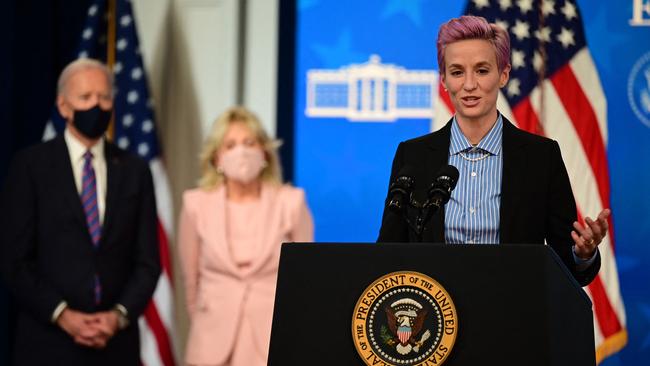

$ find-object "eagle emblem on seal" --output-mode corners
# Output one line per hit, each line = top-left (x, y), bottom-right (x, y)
(382, 298), (431, 355)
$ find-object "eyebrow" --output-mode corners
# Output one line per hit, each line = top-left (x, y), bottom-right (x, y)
(447, 61), (493, 69)
(475, 61), (492, 68)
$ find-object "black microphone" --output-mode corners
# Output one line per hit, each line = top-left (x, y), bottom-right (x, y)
(387, 166), (415, 212)
(426, 165), (460, 209)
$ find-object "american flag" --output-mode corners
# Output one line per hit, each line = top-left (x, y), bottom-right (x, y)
(433, 0), (626, 362)
(43, 0), (177, 365)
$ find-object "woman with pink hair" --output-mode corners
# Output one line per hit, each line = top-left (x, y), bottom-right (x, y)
(378, 15), (609, 287)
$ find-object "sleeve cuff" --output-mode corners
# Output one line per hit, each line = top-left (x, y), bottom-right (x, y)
(572, 246), (598, 271)
(51, 301), (68, 323)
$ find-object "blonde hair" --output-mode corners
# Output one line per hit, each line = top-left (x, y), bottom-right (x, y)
(198, 106), (283, 189)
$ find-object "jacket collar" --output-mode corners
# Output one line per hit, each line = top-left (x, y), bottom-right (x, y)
(53, 136), (124, 248)
(422, 113), (528, 243)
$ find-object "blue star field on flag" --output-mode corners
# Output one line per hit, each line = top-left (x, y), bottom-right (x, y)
(50, 0), (161, 163)
(465, 0), (587, 106)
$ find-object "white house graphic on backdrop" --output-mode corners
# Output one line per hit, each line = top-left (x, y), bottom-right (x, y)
(306, 55), (439, 122)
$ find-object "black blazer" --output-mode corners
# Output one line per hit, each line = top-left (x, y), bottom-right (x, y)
(0, 136), (161, 366)
(378, 116), (600, 286)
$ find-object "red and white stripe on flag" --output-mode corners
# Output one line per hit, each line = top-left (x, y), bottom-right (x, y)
(433, 46), (627, 363)
(140, 159), (177, 366)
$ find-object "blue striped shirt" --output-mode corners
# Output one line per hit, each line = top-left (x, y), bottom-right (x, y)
(445, 115), (503, 244)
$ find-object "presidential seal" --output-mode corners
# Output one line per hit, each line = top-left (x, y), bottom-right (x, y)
(352, 271), (458, 366)
(628, 51), (650, 128)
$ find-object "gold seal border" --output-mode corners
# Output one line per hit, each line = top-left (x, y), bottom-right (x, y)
(351, 271), (458, 366)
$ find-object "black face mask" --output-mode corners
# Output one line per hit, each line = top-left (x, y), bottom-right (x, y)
(72, 105), (112, 139)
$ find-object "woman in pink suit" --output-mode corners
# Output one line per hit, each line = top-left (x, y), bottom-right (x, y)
(178, 106), (314, 366)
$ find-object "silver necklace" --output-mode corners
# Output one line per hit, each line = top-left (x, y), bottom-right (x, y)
(458, 149), (490, 162)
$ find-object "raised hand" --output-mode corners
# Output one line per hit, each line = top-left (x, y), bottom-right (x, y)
(571, 208), (611, 259)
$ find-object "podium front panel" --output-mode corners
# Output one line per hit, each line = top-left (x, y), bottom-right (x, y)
(268, 243), (594, 366)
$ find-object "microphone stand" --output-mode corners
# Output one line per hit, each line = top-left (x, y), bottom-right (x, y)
(398, 196), (443, 243)
(389, 165), (458, 242)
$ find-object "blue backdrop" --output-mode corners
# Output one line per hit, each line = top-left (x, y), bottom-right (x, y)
(292, 0), (650, 364)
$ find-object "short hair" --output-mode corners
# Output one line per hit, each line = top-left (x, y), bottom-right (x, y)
(57, 58), (114, 96)
(198, 106), (283, 189)
(436, 15), (510, 76)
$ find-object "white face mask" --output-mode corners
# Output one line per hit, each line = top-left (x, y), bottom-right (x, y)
(217, 145), (266, 184)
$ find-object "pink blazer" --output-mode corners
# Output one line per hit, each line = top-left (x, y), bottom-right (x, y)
(178, 183), (313, 365)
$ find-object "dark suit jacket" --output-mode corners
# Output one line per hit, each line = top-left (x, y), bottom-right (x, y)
(0, 136), (161, 366)
(377, 116), (600, 286)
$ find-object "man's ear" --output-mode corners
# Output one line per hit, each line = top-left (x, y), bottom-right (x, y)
(56, 95), (72, 120)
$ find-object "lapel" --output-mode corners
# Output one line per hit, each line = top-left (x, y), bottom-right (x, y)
(422, 120), (453, 243)
(499, 118), (527, 244)
(102, 142), (122, 246)
(53, 137), (88, 230)
(205, 184), (283, 278)
(244, 184), (281, 276)
(422, 116), (527, 244)
(206, 186), (244, 276)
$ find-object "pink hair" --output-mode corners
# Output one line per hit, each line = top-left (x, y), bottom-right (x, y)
(436, 15), (510, 75)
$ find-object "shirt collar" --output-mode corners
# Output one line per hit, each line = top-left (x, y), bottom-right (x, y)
(64, 128), (105, 162)
(449, 113), (503, 156)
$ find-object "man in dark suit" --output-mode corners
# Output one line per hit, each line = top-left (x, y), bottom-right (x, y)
(0, 58), (160, 365)
(378, 15), (609, 287)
